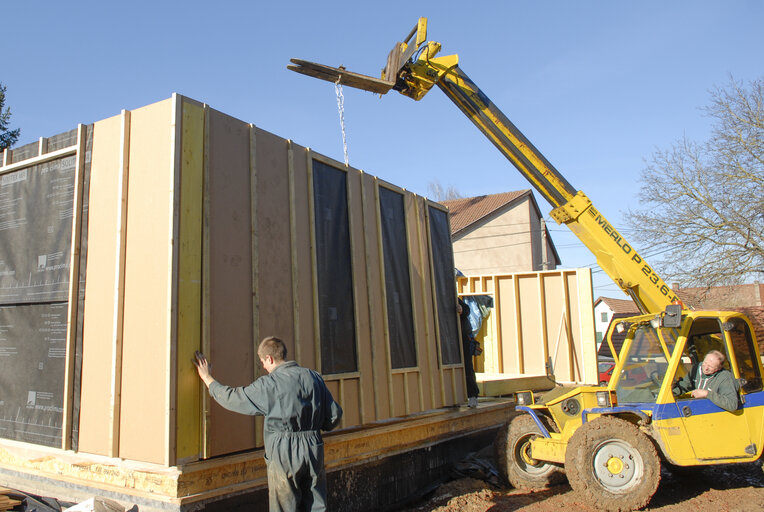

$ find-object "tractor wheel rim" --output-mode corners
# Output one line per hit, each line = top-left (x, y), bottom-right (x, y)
(513, 434), (551, 475)
(591, 439), (642, 491)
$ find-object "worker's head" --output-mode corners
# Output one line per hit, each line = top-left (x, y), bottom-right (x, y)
(258, 336), (287, 373)
(702, 350), (725, 375)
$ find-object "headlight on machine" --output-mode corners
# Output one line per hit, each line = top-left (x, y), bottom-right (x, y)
(516, 391), (534, 405)
(596, 390), (612, 407)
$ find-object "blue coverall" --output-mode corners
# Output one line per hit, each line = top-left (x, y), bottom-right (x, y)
(209, 360), (343, 512)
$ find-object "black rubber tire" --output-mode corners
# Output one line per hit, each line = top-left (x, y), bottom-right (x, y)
(495, 414), (564, 490)
(564, 416), (660, 511)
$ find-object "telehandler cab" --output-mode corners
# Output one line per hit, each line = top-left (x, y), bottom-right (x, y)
(289, 17), (764, 511)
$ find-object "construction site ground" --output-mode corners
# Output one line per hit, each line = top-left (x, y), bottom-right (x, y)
(402, 460), (764, 511)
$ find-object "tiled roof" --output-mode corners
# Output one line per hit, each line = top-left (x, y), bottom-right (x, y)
(595, 296), (640, 315)
(441, 190), (528, 236)
(730, 306), (764, 355)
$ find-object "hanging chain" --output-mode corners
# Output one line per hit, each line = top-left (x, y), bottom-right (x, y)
(334, 76), (349, 166)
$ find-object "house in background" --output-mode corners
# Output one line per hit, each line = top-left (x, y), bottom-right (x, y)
(594, 296), (640, 348)
(441, 190), (561, 275)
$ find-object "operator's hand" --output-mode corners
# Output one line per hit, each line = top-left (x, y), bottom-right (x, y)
(194, 351), (215, 388)
(691, 389), (709, 399)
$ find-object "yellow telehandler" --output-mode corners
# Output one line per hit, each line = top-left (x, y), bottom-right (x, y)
(289, 18), (763, 511)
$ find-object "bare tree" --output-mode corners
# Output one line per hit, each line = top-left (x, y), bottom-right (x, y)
(626, 76), (764, 287)
(427, 179), (464, 201)
(0, 82), (20, 151)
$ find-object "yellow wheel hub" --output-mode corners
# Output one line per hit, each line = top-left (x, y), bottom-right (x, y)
(521, 443), (537, 465)
(607, 456), (624, 474)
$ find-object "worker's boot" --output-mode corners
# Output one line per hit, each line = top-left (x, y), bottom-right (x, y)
(468, 396), (478, 408)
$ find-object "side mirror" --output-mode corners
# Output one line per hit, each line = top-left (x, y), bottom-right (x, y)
(662, 304), (682, 328)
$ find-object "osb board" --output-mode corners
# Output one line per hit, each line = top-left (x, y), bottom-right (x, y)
(254, 129), (294, 351)
(345, 167), (373, 423)
(206, 108), (257, 457)
(119, 98), (174, 464)
(175, 99), (204, 462)
(361, 174), (390, 420)
(78, 113), (123, 456)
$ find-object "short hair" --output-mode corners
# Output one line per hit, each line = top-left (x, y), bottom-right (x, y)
(258, 336), (287, 362)
(706, 349), (726, 364)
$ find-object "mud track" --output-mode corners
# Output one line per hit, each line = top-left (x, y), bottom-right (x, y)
(403, 461), (764, 511)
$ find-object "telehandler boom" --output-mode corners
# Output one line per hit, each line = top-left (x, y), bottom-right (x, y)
(289, 18), (679, 315)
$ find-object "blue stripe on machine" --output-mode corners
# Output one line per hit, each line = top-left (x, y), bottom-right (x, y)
(629, 390), (764, 420)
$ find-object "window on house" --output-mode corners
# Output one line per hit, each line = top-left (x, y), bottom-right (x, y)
(428, 206), (460, 365)
(379, 187), (417, 369)
(312, 160), (358, 374)
(601, 312), (609, 322)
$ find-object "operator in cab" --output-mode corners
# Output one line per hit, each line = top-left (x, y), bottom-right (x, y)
(672, 349), (739, 412)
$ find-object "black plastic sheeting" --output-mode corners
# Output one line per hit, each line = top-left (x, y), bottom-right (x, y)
(0, 127), (91, 449)
(379, 187), (416, 369)
(312, 161), (358, 374)
(0, 155), (77, 304)
(428, 207), (461, 365)
(0, 302), (68, 447)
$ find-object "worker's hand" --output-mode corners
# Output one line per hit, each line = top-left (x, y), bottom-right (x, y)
(691, 389), (709, 399)
(193, 351), (215, 388)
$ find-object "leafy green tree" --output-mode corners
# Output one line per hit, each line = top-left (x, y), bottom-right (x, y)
(627, 77), (764, 287)
(0, 82), (21, 151)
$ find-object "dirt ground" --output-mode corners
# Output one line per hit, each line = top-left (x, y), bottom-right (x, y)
(402, 461), (764, 512)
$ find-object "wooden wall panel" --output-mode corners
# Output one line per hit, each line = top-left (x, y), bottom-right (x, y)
(458, 269), (597, 387)
(518, 275), (544, 374)
(403, 195), (425, 413)
(78, 114), (123, 456)
(289, 143), (316, 372)
(406, 372), (421, 413)
(550, 273), (573, 381)
(361, 174), (389, 420)
(497, 277), (516, 373)
(119, 98), (174, 464)
(254, 129), (294, 352)
(391, 374), (406, 417)
(341, 379), (361, 427)
(346, 167), (373, 423)
(442, 368), (455, 405)
(421, 200), (443, 410)
(576, 270), (597, 384)
(175, 99), (204, 462)
(206, 109), (256, 456)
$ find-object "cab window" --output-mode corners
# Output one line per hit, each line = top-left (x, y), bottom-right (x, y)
(726, 317), (762, 393)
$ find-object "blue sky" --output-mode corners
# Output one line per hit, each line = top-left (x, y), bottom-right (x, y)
(4, 1), (763, 299)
